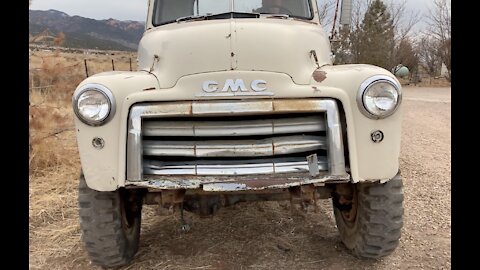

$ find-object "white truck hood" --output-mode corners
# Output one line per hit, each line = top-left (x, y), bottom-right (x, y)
(137, 19), (332, 88)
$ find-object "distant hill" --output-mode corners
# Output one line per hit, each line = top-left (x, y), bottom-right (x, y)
(29, 9), (145, 51)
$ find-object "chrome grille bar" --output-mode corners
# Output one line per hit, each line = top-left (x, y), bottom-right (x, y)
(143, 135), (326, 157)
(142, 115), (325, 137)
(144, 156), (328, 176)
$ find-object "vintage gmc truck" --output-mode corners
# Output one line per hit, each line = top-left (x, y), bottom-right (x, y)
(73, 0), (404, 267)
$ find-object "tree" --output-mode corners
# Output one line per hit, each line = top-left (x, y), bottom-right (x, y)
(331, 26), (354, 64)
(393, 37), (419, 76)
(426, 0), (451, 81)
(387, 0), (421, 44)
(417, 36), (442, 78)
(318, 0), (337, 28)
(355, 0), (395, 70)
(331, 0), (420, 69)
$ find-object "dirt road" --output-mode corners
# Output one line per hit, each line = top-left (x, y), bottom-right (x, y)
(29, 86), (451, 269)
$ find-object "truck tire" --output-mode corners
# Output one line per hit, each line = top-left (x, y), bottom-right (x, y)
(78, 173), (143, 267)
(332, 174), (404, 259)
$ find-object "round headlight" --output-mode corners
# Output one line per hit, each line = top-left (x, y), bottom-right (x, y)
(357, 75), (401, 119)
(73, 84), (115, 126)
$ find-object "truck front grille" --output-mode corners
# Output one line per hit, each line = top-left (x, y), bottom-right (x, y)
(127, 99), (346, 181)
(142, 114), (327, 175)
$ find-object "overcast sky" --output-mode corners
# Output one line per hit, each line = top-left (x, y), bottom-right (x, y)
(30, 0), (438, 24)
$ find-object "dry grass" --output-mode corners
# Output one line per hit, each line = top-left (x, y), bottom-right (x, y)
(29, 50), (135, 270)
(28, 50), (136, 173)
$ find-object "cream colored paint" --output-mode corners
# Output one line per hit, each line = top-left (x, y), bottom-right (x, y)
(138, 19), (331, 89)
(311, 65), (402, 182)
(74, 1), (401, 191)
(75, 66), (401, 191)
(139, 1), (328, 88)
(74, 71), (159, 191)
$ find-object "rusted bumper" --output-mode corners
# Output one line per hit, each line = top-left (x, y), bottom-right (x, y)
(126, 172), (350, 191)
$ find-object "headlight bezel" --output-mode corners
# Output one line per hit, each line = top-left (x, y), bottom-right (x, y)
(72, 83), (116, 126)
(357, 75), (402, 119)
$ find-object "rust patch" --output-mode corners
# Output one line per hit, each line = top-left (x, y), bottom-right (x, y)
(289, 184), (318, 211)
(313, 70), (327, 83)
(273, 100), (321, 112)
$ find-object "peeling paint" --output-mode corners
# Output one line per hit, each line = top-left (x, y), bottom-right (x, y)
(313, 70), (327, 82)
(203, 183), (248, 191)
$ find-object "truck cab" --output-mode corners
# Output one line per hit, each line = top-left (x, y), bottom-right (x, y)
(73, 0), (404, 267)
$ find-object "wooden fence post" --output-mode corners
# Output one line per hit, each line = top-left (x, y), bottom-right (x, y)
(84, 59), (89, 77)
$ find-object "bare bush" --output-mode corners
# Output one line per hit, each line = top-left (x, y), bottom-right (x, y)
(426, 0), (451, 81)
(417, 36), (442, 78)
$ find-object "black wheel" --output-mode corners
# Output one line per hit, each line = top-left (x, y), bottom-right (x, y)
(78, 173), (144, 267)
(332, 174), (404, 259)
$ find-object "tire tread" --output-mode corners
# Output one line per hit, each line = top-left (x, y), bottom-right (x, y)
(78, 174), (140, 267)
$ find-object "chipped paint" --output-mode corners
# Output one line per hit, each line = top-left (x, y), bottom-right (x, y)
(203, 183), (248, 191)
(313, 70), (327, 82)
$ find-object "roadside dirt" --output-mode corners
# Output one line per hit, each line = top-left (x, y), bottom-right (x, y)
(29, 86), (451, 269)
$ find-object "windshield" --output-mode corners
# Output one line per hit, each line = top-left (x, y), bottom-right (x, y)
(152, 0), (313, 26)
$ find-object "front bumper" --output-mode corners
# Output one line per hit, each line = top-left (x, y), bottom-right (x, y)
(129, 172), (350, 191)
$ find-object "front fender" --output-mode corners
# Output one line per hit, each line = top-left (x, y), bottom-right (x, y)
(311, 64), (402, 182)
(73, 71), (159, 191)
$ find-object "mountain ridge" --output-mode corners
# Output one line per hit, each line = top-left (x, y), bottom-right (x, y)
(29, 9), (145, 51)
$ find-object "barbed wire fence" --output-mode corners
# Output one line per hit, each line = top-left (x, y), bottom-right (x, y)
(29, 53), (135, 154)
(29, 53), (135, 93)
